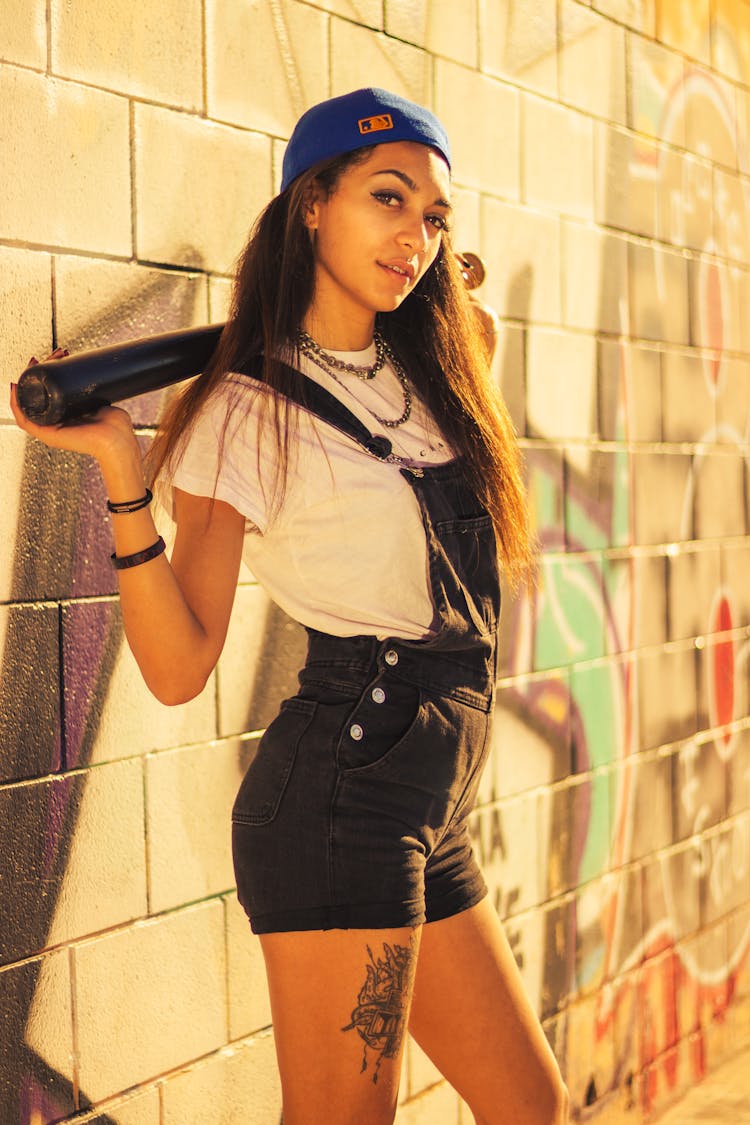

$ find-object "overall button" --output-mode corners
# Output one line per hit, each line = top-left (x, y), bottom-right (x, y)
(349, 723), (364, 741)
(384, 649), (399, 666)
(371, 687), (386, 704)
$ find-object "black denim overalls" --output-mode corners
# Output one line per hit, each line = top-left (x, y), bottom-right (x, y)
(231, 371), (500, 933)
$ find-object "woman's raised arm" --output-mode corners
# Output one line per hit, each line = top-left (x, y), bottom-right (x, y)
(10, 377), (245, 705)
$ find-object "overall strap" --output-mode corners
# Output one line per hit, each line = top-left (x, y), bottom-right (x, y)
(235, 357), (394, 462)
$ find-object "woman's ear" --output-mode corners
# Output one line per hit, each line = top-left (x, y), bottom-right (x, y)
(302, 179), (322, 231)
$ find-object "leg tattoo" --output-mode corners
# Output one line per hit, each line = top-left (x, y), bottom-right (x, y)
(341, 935), (417, 1083)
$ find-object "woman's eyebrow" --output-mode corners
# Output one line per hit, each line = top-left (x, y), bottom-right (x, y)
(370, 168), (452, 211)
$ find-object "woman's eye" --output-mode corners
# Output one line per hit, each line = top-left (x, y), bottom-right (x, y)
(427, 214), (449, 232)
(373, 190), (402, 207)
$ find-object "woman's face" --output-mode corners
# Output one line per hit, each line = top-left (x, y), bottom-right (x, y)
(304, 141), (452, 347)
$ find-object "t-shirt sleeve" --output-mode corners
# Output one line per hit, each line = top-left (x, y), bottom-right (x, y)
(169, 380), (277, 533)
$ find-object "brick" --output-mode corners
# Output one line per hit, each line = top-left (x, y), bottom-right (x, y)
(481, 199), (560, 326)
(605, 552), (668, 651)
(627, 33), (685, 147)
(50, 0), (202, 108)
(727, 728), (750, 816)
(394, 1080), (461, 1124)
(0, 764), (144, 961)
(662, 348), (717, 443)
(387, 0), (476, 67)
(435, 62), (520, 196)
(674, 734), (728, 841)
(470, 791), (543, 918)
(45, 759), (148, 946)
(570, 658), (632, 764)
(0, 603), (61, 781)
(721, 541), (750, 629)
(310, 0), (382, 24)
(225, 895), (272, 1040)
(688, 256), (736, 353)
(562, 222), (628, 334)
(592, 0), (655, 35)
(479, 0), (558, 98)
(715, 165), (746, 262)
(692, 451), (747, 539)
(716, 357), (750, 440)
(54, 255), (209, 427)
(655, 0), (711, 64)
(713, 0), (750, 81)
(0, 0), (46, 68)
(560, 0), (627, 126)
(563, 991), (615, 1111)
(491, 321), (525, 433)
(0, 69), (131, 255)
(207, 0), (328, 137)
(534, 554), (606, 669)
(385, 0), (428, 48)
(667, 546), (721, 642)
(404, 1034), (442, 1099)
(680, 153), (713, 253)
(78, 1088), (161, 1124)
(134, 105), (272, 274)
(75, 903), (227, 1101)
(629, 241), (690, 346)
(594, 121), (637, 235)
(0, 951), (74, 1123)
(62, 601), (216, 769)
(145, 739), (243, 913)
(637, 645), (697, 750)
(538, 896), (576, 1018)
(631, 450), (693, 545)
(599, 339), (662, 444)
(523, 96), (595, 220)
(217, 584), (308, 736)
(331, 21), (428, 107)
(566, 447), (625, 552)
(685, 68), (740, 171)
(527, 329), (597, 439)
(0, 248), (52, 421)
(161, 1034), (281, 1125)
(542, 773), (595, 895)
(524, 443), (565, 555)
(209, 276), (233, 322)
(0, 431), (90, 603)
(491, 673), (572, 793)
(696, 627), (749, 734)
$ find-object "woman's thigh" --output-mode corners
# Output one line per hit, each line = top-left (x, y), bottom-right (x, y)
(260, 925), (421, 1125)
(408, 898), (569, 1125)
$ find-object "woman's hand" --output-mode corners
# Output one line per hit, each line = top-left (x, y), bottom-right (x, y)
(10, 350), (140, 465)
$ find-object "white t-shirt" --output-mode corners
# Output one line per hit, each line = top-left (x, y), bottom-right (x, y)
(170, 343), (454, 640)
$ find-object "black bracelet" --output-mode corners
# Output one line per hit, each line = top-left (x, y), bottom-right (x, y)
(107, 488), (153, 514)
(111, 536), (166, 570)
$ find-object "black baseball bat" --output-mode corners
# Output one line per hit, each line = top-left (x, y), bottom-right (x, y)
(16, 323), (225, 426)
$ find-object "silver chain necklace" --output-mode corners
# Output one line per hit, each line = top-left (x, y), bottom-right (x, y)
(296, 330), (413, 429)
(297, 328), (387, 380)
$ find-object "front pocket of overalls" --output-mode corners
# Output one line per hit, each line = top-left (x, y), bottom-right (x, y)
(435, 513), (498, 635)
(231, 697), (317, 826)
(336, 677), (422, 774)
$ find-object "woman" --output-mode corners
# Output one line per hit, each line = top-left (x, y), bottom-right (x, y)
(12, 88), (568, 1125)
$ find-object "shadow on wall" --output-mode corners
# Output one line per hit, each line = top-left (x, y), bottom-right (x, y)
(0, 262), (305, 1123)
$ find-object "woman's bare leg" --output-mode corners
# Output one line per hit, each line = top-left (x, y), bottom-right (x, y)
(260, 925), (421, 1125)
(408, 898), (568, 1124)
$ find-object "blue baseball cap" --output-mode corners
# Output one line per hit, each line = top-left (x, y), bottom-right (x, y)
(281, 87), (451, 192)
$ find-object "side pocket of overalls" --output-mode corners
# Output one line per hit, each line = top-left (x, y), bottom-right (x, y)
(231, 697), (317, 826)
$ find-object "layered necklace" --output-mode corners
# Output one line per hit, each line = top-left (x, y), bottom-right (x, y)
(296, 328), (412, 429)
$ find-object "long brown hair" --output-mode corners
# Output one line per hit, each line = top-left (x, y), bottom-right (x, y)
(148, 147), (534, 582)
